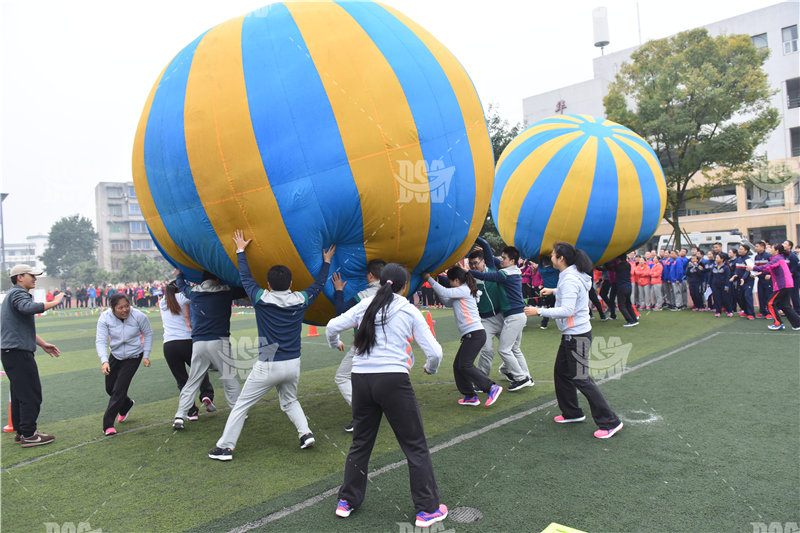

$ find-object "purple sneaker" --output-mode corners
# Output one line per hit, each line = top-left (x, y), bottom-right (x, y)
(485, 384), (503, 407)
(415, 504), (448, 528)
(335, 499), (353, 518)
(458, 396), (480, 406)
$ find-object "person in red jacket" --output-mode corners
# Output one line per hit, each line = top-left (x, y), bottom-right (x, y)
(634, 257), (651, 310)
(649, 259), (663, 310)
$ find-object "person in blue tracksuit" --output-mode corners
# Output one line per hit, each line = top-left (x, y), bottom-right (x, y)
(782, 239), (800, 313)
(173, 269), (247, 429)
(685, 256), (705, 310)
(730, 244), (755, 318)
(709, 254), (733, 317)
(753, 241), (773, 318)
(208, 231), (335, 460)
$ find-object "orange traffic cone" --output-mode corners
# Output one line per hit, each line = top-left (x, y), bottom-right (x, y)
(3, 396), (14, 433)
(426, 311), (436, 338)
(307, 325), (320, 337)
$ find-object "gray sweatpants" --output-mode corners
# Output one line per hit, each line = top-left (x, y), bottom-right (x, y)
(216, 358), (309, 449)
(650, 284), (662, 308)
(334, 346), (356, 407)
(497, 313), (530, 381)
(475, 313), (505, 377)
(175, 338), (240, 420)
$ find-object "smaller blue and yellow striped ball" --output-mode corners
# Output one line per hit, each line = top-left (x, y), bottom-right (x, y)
(492, 115), (667, 265)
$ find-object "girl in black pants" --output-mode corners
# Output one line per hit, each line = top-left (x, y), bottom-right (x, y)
(159, 282), (214, 420)
(95, 294), (153, 435)
(612, 255), (637, 326)
(325, 263), (448, 528)
(426, 267), (503, 407)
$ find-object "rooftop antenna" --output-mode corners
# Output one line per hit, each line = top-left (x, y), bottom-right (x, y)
(593, 7), (610, 55)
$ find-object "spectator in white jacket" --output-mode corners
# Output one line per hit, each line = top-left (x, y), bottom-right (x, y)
(325, 263), (448, 529)
(524, 242), (623, 440)
(96, 294), (153, 436)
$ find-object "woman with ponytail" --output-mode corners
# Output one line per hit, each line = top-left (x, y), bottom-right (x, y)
(425, 267), (503, 407)
(524, 242), (624, 440)
(325, 263), (448, 528)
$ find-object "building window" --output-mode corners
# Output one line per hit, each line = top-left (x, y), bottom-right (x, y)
(783, 25), (798, 54)
(787, 78), (800, 109)
(109, 223), (123, 233)
(748, 226), (787, 245)
(131, 239), (152, 250)
(129, 221), (144, 233)
(110, 240), (126, 251)
(792, 127), (800, 158)
(746, 184), (785, 210)
(128, 186), (137, 198)
(128, 203), (142, 215)
(751, 33), (768, 49)
(107, 186), (123, 198)
(794, 179), (800, 206)
(108, 204), (122, 217)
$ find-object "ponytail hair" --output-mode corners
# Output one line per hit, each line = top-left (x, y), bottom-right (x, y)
(164, 281), (181, 315)
(353, 263), (408, 355)
(446, 266), (478, 298)
(552, 241), (593, 274)
(774, 243), (788, 257)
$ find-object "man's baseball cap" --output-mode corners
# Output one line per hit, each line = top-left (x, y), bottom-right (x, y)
(9, 264), (43, 276)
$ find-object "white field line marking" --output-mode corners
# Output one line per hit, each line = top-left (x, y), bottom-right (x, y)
(226, 332), (722, 533)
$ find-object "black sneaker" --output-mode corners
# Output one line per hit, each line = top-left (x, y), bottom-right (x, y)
(208, 447), (233, 461)
(499, 369), (514, 382)
(508, 377), (534, 392)
(173, 418), (185, 430)
(300, 432), (315, 449)
(187, 406), (200, 421)
(344, 421), (354, 433)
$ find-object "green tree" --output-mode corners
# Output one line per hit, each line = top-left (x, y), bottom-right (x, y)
(478, 104), (524, 252)
(115, 254), (171, 283)
(40, 215), (99, 279)
(604, 28), (779, 249)
(69, 261), (111, 287)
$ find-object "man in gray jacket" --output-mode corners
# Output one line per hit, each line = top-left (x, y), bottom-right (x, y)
(1, 265), (64, 447)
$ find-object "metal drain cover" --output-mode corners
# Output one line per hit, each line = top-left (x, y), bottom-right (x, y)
(448, 506), (483, 523)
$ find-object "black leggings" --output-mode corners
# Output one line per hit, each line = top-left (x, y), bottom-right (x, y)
(163, 340), (214, 408)
(588, 287), (605, 319)
(600, 280), (617, 318)
(615, 286), (636, 323)
(103, 354), (142, 430)
(453, 330), (493, 395)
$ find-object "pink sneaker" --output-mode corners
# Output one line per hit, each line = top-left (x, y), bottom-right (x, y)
(727, 313), (733, 317)
(104, 427), (117, 436)
(715, 313), (721, 317)
(554, 414), (586, 423)
(594, 422), (623, 439)
(415, 504), (448, 528)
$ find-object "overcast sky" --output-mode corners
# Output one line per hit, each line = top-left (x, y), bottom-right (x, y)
(0, 0), (784, 244)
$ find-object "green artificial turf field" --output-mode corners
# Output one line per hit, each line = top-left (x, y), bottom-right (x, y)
(2, 307), (798, 533)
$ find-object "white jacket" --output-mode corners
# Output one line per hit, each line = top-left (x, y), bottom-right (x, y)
(537, 265), (592, 335)
(96, 308), (153, 363)
(326, 293), (442, 374)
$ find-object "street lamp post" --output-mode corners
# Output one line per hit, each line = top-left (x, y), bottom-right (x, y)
(1, 193), (8, 283)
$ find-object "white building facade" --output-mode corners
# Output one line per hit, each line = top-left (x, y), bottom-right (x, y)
(521, 2), (800, 245)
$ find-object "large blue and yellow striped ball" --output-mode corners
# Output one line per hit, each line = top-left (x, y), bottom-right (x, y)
(132, 1), (493, 324)
(492, 115), (666, 265)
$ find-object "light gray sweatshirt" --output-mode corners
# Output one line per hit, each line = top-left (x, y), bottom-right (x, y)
(96, 308), (154, 363)
(537, 265), (592, 335)
(427, 278), (484, 336)
(326, 293), (442, 375)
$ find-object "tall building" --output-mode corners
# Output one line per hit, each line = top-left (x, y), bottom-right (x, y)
(95, 181), (162, 271)
(522, 2), (800, 245)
